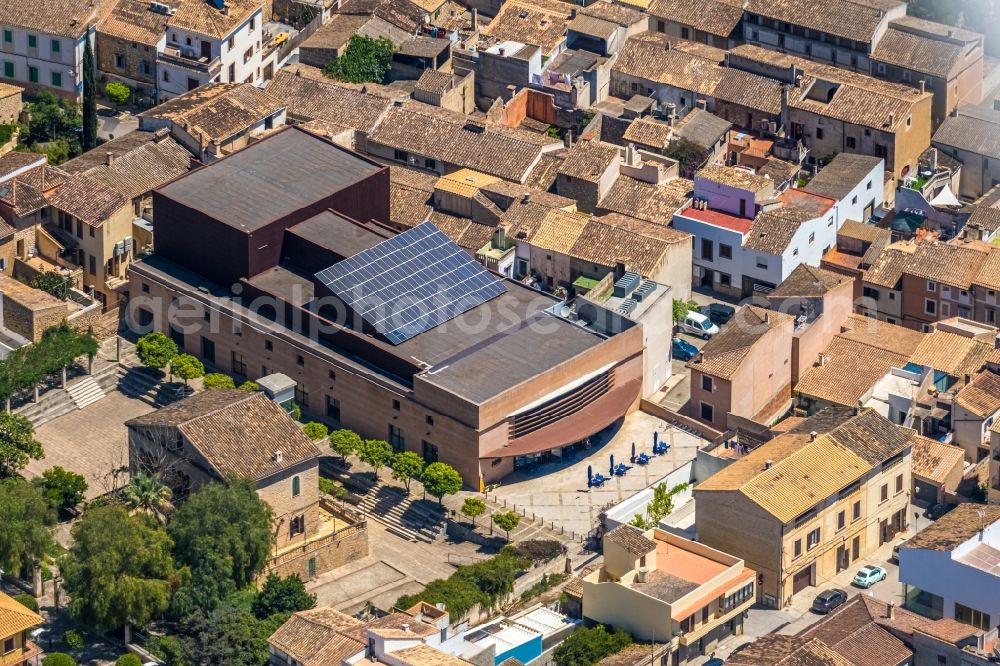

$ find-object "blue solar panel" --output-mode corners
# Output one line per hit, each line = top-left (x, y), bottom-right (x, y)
(315, 222), (508, 345)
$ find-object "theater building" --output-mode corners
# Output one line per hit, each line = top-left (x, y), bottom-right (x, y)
(127, 127), (644, 487)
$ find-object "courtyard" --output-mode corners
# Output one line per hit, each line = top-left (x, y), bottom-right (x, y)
(477, 409), (708, 537)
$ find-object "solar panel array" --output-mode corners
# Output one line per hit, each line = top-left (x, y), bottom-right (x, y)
(315, 222), (508, 345)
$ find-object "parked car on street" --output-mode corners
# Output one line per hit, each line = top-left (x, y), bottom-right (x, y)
(811, 589), (848, 614)
(704, 659), (725, 666)
(678, 311), (720, 339)
(700, 303), (736, 325)
(892, 539), (907, 563)
(926, 503), (956, 520)
(672, 337), (699, 361)
(853, 565), (887, 588)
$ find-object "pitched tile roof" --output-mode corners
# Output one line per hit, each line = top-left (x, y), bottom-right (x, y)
(604, 524), (656, 554)
(798, 596), (923, 666)
(61, 129), (191, 202)
(622, 117), (673, 150)
(0, 591), (43, 639)
(673, 108), (732, 150)
(613, 35), (725, 95)
(904, 503), (1000, 552)
(804, 153), (885, 201)
(910, 435), (964, 483)
(49, 174), (129, 226)
(743, 0), (903, 45)
(914, 618), (980, 644)
(933, 107), (1000, 161)
(648, 0), (745, 37)
(743, 207), (815, 255)
(168, 0), (260, 39)
(268, 607), (365, 666)
(480, 0), (575, 56)
(577, 1), (644, 27)
(266, 69), (396, 134)
(954, 371), (1000, 418)
(769, 264), (851, 298)
(974, 247), (1000, 291)
(711, 67), (784, 115)
(862, 244), (914, 288)
(125, 390), (321, 481)
(872, 22), (976, 79)
(838, 220), (883, 243)
(909, 330), (993, 377)
(794, 335), (910, 407)
(557, 140), (620, 181)
(369, 101), (557, 183)
(0, 0), (114, 37)
(687, 305), (792, 379)
(598, 175), (692, 224)
(0, 163), (69, 220)
(697, 164), (773, 192)
(99, 0), (172, 45)
(698, 409), (908, 522)
(142, 83), (285, 147)
(727, 635), (854, 666)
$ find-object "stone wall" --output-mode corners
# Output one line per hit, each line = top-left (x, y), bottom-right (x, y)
(0, 88), (22, 124)
(267, 520), (369, 579)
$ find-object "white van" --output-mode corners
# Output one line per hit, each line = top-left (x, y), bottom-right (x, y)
(679, 311), (720, 339)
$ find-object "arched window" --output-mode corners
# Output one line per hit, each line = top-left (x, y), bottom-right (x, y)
(292, 475), (300, 497)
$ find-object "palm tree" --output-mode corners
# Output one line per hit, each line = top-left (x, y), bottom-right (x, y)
(121, 472), (173, 523)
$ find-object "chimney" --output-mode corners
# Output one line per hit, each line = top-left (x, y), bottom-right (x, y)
(696, 98), (707, 111)
(818, 353), (827, 366)
(570, 6), (576, 18)
(401, 624), (410, 633)
(471, 7), (478, 31)
(695, 351), (704, 363)
(919, 79), (925, 93)
(105, 151), (114, 166)
(564, 129), (573, 148)
(886, 602), (895, 620)
(664, 41), (671, 51)
(295, 68), (301, 77)
(887, 112), (896, 127)
(947, 29), (954, 37)
(762, 311), (769, 323)
(273, 450), (283, 463)
(522, 192), (531, 203)
(809, 431), (818, 442)
(764, 459), (774, 470)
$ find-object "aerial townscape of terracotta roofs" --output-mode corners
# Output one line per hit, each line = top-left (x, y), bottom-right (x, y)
(0, 0), (999, 664)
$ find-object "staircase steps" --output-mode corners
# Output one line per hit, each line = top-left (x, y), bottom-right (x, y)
(66, 376), (106, 409)
(351, 482), (446, 544)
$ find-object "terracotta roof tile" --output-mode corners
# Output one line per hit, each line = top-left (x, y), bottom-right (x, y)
(910, 436), (964, 483)
(648, 0), (744, 37)
(687, 305), (792, 379)
(0, 0), (113, 37)
(915, 618), (981, 644)
(933, 107), (1000, 161)
(728, 635), (854, 666)
(266, 69), (396, 134)
(49, 174), (129, 226)
(169, 0), (260, 39)
(598, 176), (691, 225)
(480, 0), (575, 56)
(613, 35), (725, 96)
(99, 0), (172, 44)
(557, 140), (621, 182)
(954, 371), (1000, 418)
(0, 592), (43, 640)
(769, 264), (851, 298)
(904, 503), (1000, 551)
(604, 524), (656, 554)
(743, 0), (902, 45)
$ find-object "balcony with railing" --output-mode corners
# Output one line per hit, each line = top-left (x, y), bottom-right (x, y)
(158, 45), (221, 75)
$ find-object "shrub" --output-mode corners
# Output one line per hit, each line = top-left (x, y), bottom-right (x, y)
(145, 635), (185, 666)
(290, 403), (302, 421)
(14, 593), (38, 612)
(63, 629), (85, 649)
(303, 421), (329, 441)
(202, 373), (235, 390)
(32, 466), (87, 512)
(323, 35), (394, 83)
(553, 626), (633, 666)
(105, 82), (130, 107)
(238, 380), (261, 392)
(519, 571), (568, 602)
(43, 654), (76, 666)
(135, 332), (177, 370)
(115, 655), (143, 666)
(513, 540), (562, 563)
(318, 477), (346, 499)
(30, 271), (71, 300)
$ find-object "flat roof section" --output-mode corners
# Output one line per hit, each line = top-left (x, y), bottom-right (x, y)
(156, 126), (383, 233)
(678, 205), (753, 234)
(287, 210), (390, 258)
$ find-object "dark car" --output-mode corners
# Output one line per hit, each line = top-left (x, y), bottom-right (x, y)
(811, 589), (848, 614)
(700, 303), (737, 325)
(672, 337), (699, 361)
(926, 503), (957, 520)
(703, 659), (725, 666)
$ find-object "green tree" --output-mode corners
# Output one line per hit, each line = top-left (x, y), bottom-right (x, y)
(492, 511), (520, 542)
(116, 654), (143, 666)
(121, 472), (172, 523)
(357, 439), (393, 479)
(62, 630), (85, 649)
(14, 593), (38, 612)
(645, 482), (688, 524)
(32, 466), (87, 512)
(238, 380), (260, 392)
(170, 354), (204, 386)
(421, 462), (462, 505)
(29, 271), (72, 300)
(553, 626), (633, 666)
(24, 92), (81, 153)
(43, 654), (76, 666)
(202, 373), (236, 390)
(82, 37), (97, 151)
(145, 635), (185, 666)
(250, 573), (316, 619)
(136, 332), (178, 371)
(461, 497), (486, 526)
(329, 429), (361, 463)
(0, 411), (44, 478)
(105, 82), (131, 108)
(322, 35), (395, 83)
(391, 451), (424, 493)
(0, 478), (54, 575)
(178, 603), (285, 666)
(672, 298), (690, 323)
(61, 504), (177, 634)
(168, 479), (273, 615)
(662, 138), (707, 176)
(302, 421), (329, 441)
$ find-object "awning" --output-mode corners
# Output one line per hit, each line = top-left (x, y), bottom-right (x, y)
(929, 184), (962, 208)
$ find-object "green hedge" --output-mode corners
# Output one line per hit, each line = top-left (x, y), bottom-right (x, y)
(395, 547), (530, 621)
(0, 322), (97, 400)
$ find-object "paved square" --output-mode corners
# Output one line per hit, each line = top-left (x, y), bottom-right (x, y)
(24, 391), (155, 499)
(481, 410), (706, 537)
